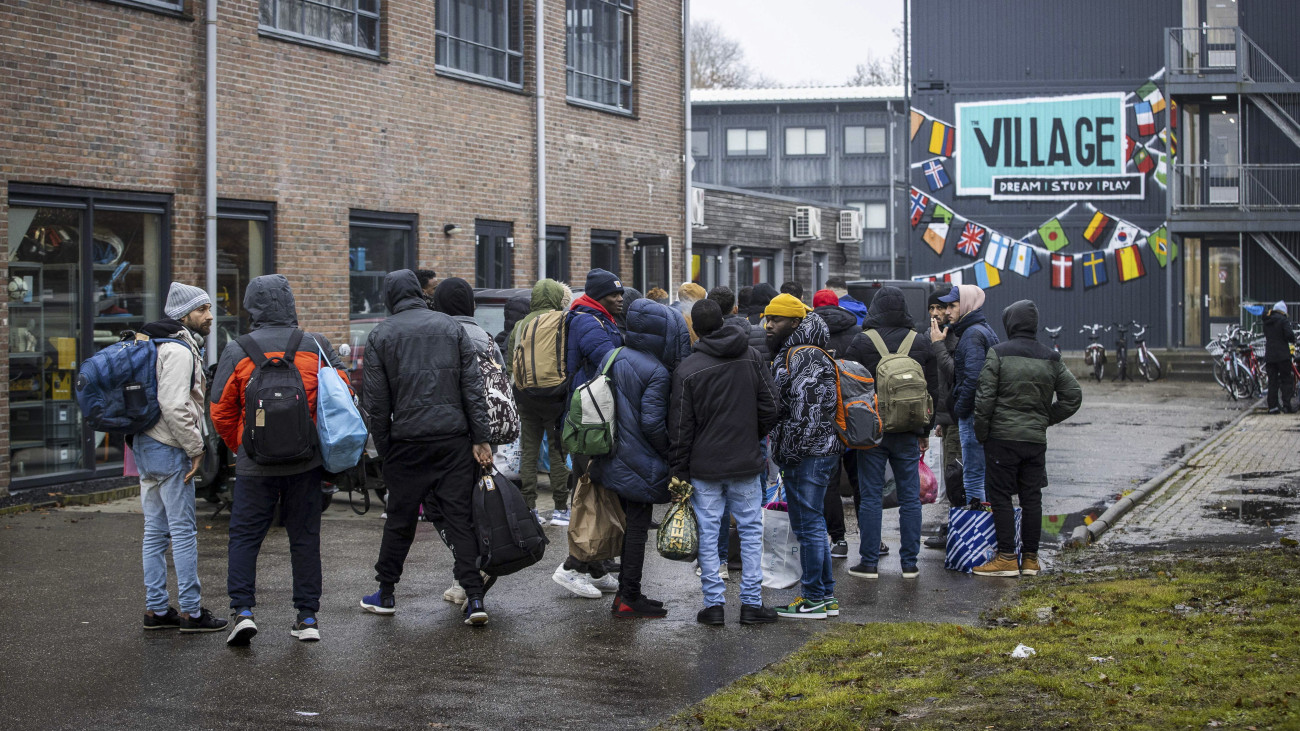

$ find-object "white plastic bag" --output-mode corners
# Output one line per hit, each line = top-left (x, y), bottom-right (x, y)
(760, 506), (801, 589)
(493, 438), (522, 481)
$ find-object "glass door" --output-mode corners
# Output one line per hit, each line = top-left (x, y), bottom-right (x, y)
(633, 234), (670, 294)
(1183, 237), (1203, 346)
(475, 219), (513, 288)
(1204, 242), (1241, 343)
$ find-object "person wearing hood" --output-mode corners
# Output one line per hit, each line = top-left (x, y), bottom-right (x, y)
(971, 300), (1081, 578)
(746, 283), (778, 325)
(936, 284), (1000, 507)
(355, 269), (494, 627)
(812, 289), (859, 358)
(591, 299), (691, 618)
(553, 268), (626, 599)
(924, 284), (965, 550)
(496, 291), (532, 367)
(843, 286), (938, 579)
(1262, 301), (1297, 414)
(671, 299), (780, 625)
(432, 277), (505, 368)
(713, 285), (769, 362)
(506, 279), (574, 520)
(211, 274), (351, 645)
(614, 286), (644, 334)
(764, 294), (843, 620)
(135, 283), (227, 634)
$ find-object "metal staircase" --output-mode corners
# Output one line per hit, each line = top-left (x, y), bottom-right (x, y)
(1249, 232), (1300, 289)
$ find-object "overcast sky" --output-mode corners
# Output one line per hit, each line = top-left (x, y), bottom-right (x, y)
(692, 0), (906, 87)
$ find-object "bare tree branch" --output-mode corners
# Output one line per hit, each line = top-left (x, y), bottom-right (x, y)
(846, 25), (904, 86)
(691, 20), (780, 89)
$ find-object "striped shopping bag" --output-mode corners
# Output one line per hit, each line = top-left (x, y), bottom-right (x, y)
(944, 507), (1021, 573)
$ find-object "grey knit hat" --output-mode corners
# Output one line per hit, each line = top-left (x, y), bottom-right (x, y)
(164, 282), (211, 320)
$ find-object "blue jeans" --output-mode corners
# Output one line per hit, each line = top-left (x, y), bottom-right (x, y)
(778, 455), (840, 601)
(134, 434), (201, 615)
(692, 474), (764, 607)
(856, 433), (922, 568)
(958, 416), (986, 502)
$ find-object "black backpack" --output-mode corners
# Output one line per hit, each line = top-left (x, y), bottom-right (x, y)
(472, 469), (549, 577)
(238, 330), (317, 465)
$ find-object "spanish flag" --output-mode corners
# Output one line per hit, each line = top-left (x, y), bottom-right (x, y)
(1116, 245), (1146, 282)
(928, 121), (955, 157)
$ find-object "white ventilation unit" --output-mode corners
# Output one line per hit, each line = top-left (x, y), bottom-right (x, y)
(836, 209), (863, 243)
(691, 187), (706, 227)
(790, 206), (821, 242)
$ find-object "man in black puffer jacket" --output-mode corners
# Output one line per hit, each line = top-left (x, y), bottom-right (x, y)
(1263, 302), (1297, 414)
(712, 284), (769, 361)
(359, 269), (494, 626)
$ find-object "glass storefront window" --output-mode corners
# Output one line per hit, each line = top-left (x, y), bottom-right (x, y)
(350, 211), (416, 319)
(217, 201), (274, 346)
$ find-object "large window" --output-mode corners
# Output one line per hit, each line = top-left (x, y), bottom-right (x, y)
(436, 0), (523, 87)
(259, 0), (380, 55)
(545, 226), (571, 283)
(785, 127), (827, 156)
(844, 125), (886, 155)
(632, 234), (669, 294)
(217, 200), (275, 342)
(7, 186), (170, 485)
(97, 0), (185, 14)
(475, 219), (514, 288)
(566, 0), (634, 112)
(691, 130), (709, 159)
(350, 211), (416, 319)
(726, 128), (768, 156)
(848, 201), (888, 230)
(590, 229), (620, 278)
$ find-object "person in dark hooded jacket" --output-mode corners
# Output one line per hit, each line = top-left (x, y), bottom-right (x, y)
(592, 299), (691, 618)
(210, 274), (350, 644)
(971, 300), (1081, 578)
(1262, 302), (1297, 413)
(433, 277), (505, 368)
(356, 270), (494, 627)
(815, 300), (860, 358)
(936, 284), (999, 506)
(613, 287), (644, 334)
(496, 292), (532, 361)
(746, 283), (778, 325)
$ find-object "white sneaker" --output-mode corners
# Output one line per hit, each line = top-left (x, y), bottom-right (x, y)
(552, 565), (601, 598)
(443, 581), (467, 606)
(550, 509), (571, 526)
(590, 573), (619, 593)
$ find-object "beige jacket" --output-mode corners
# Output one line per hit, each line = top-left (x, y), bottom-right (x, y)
(142, 327), (207, 458)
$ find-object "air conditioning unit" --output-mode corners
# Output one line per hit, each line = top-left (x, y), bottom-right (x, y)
(790, 206), (821, 242)
(691, 187), (706, 228)
(837, 210), (863, 243)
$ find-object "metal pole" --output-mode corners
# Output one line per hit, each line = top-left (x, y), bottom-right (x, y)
(205, 0), (218, 365)
(536, 0), (546, 281)
(683, 0), (693, 289)
(888, 100), (896, 280)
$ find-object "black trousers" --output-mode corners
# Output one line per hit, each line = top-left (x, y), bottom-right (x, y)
(617, 498), (653, 600)
(983, 439), (1046, 555)
(1266, 362), (1295, 411)
(374, 437), (484, 597)
(227, 467), (324, 612)
(824, 457), (849, 542)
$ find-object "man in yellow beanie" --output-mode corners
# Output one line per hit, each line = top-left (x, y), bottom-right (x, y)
(762, 294), (845, 620)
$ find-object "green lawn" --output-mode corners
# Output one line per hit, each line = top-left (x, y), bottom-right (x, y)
(660, 547), (1300, 730)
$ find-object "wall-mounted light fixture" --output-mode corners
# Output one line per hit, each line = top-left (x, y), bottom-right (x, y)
(624, 237), (640, 248)
(443, 223), (463, 236)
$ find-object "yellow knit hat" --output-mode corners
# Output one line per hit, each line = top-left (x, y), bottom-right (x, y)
(762, 293), (812, 319)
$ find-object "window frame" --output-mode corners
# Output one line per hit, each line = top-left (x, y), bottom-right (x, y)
(784, 126), (828, 157)
(545, 225), (571, 283)
(435, 0), (525, 90)
(217, 199), (277, 335)
(475, 219), (515, 289)
(565, 0), (635, 115)
(590, 229), (621, 279)
(258, 0), (382, 58)
(844, 125), (887, 156)
(726, 128), (768, 157)
(348, 209), (418, 319)
(91, 0), (190, 17)
(691, 129), (710, 159)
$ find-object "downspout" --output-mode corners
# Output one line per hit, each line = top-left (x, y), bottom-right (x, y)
(536, 0), (546, 280)
(682, 0), (692, 289)
(205, 0), (218, 365)
(888, 100), (896, 280)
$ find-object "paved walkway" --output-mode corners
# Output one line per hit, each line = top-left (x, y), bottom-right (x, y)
(1103, 408), (1300, 548)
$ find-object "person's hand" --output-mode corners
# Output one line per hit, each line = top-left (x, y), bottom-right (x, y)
(934, 425), (944, 438)
(472, 443), (493, 467)
(929, 316), (943, 342)
(184, 455), (202, 483)
(918, 438), (929, 454)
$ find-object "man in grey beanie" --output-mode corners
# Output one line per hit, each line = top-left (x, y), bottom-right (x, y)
(136, 281), (227, 633)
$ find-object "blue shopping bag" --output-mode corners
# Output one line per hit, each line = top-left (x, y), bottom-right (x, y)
(315, 343), (368, 473)
(944, 507), (1021, 573)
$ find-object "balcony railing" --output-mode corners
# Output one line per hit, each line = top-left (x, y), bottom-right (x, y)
(1172, 163), (1300, 211)
(1167, 27), (1296, 84)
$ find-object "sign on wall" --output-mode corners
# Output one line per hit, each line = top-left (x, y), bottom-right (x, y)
(955, 93), (1143, 200)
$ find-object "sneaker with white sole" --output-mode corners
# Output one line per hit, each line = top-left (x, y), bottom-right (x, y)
(590, 573), (619, 593)
(549, 509), (571, 526)
(360, 589), (396, 615)
(443, 582), (468, 606)
(775, 597), (828, 620)
(227, 608), (257, 646)
(552, 565), (602, 598)
(291, 611), (320, 641)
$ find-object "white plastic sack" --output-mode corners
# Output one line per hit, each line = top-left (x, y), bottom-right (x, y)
(760, 507), (802, 589)
(493, 438), (522, 481)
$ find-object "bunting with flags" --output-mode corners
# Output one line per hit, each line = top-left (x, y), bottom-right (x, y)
(1037, 218), (1070, 252)
(1080, 251), (1108, 289)
(1150, 226), (1177, 267)
(924, 222), (950, 255)
(1135, 101), (1156, 136)
(1051, 254), (1073, 290)
(922, 159), (951, 192)
(1010, 243), (1042, 278)
(1117, 244), (1146, 282)
(1083, 211), (1114, 247)
(910, 110), (924, 140)
(1108, 221), (1140, 249)
(984, 232), (1013, 270)
(910, 189), (930, 228)
(928, 120), (955, 156)
(956, 222), (985, 258)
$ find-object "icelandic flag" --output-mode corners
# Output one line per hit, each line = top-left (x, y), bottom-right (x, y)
(1050, 253), (1073, 290)
(922, 159), (951, 192)
(1081, 251), (1108, 289)
(1010, 243), (1041, 278)
(983, 232), (1012, 270)
(974, 262), (1001, 289)
(957, 222), (985, 258)
(910, 189), (930, 228)
(1135, 101), (1156, 137)
(929, 121), (956, 156)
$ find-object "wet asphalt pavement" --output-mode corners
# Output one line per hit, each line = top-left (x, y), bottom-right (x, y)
(0, 381), (1245, 730)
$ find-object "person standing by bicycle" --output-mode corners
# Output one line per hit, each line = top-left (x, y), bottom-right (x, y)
(935, 284), (999, 509)
(1263, 301), (1297, 414)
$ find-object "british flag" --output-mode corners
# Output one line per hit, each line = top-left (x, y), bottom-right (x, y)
(910, 189), (930, 228)
(956, 222), (985, 258)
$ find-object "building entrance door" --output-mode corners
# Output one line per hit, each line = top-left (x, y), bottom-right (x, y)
(1203, 242), (1241, 343)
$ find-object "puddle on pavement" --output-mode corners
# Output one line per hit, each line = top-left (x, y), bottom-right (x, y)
(1205, 473), (1300, 526)
(1228, 470), (1297, 481)
(1202, 500), (1298, 526)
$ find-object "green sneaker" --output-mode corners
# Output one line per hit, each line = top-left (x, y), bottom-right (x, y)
(775, 597), (828, 620)
(824, 597), (840, 617)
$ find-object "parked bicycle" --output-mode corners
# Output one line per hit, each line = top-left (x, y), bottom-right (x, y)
(1045, 325), (1063, 354)
(1080, 324), (1107, 382)
(1130, 321), (1162, 381)
(1111, 322), (1132, 382)
(1206, 326), (1258, 400)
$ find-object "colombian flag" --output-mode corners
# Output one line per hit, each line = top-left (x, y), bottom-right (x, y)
(929, 121), (955, 157)
(1117, 245), (1146, 282)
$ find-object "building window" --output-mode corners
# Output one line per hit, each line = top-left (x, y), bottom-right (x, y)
(436, 0), (523, 87)
(864, 202), (888, 230)
(726, 128), (768, 156)
(633, 234), (669, 294)
(217, 201), (275, 341)
(95, 0), (186, 14)
(736, 249), (776, 286)
(259, 0), (380, 55)
(844, 125), (886, 155)
(691, 130), (709, 158)
(476, 219), (514, 288)
(545, 226), (571, 283)
(785, 127), (827, 156)
(7, 185), (171, 485)
(350, 211), (416, 318)
(590, 229), (620, 277)
(566, 0), (634, 112)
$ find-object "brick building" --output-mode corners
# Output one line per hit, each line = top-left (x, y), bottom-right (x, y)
(0, 0), (686, 494)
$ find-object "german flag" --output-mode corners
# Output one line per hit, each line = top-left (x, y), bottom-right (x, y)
(1083, 211), (1113, 247)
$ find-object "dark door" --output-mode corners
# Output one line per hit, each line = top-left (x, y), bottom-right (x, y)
(633, 234), (670, 294)
(475, 220), (513, 288)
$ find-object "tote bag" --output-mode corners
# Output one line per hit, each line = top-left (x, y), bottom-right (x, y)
(760, 491), (801, 589)
(315, 343), (368, 474)
(567, 473), (626, 562)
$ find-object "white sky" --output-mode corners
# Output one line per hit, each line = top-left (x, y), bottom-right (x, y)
(691, 0), (906, 87)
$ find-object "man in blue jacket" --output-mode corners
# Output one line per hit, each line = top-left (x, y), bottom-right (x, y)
(936, 284), (999, 507)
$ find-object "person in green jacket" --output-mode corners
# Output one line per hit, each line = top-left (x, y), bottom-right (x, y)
(971, 300), (1082, 578)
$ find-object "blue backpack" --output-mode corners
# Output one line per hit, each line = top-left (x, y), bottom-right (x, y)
(75, 337), (186, 434)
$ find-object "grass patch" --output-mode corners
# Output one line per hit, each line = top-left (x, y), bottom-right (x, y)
(660, 548), (1300, 730)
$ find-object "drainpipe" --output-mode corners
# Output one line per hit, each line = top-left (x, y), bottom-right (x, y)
(205, 0), (218, 365)
(888, 101), (896, 280)
(536, 0), (546, 280)
(682, 0), (692, 290)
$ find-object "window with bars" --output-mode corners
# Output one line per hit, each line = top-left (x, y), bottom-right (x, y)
(259, 0), (380, 55)
(436, 0), (523, 86)
(566, 0), (634, 113)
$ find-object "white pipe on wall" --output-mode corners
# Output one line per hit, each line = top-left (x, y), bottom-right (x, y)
(205, 0), (218, 365)
(682, 0), (692, 290)
(536, 0), (547, 281)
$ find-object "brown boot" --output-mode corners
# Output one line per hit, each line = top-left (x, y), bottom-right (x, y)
(1020, 553), (1041, 576)
(973, 552), (1021, 577)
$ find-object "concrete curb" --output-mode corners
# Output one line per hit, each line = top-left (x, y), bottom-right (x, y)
(1067, 400), (1262, 548)
(0, 484), (141, 517)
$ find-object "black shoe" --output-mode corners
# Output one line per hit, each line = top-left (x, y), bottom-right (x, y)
(612, 594), (668, 618)
(227, 608), (257, 646)
(143, 607), (180, 630)
(830, 539), (849, 559)
(847, 562), (879, 579)
(739, 604), (778, 624)
(291, 610), (320, 641)
(179, 607), (228, 634)
(879, 542), (890, 556)
(696, 605), (725, 625)
(924, 534), (947, 549)
(639, 595), (665, 608)
(464, 597), (489, 626)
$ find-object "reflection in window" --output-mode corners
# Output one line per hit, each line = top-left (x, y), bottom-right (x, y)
(566, 0), (634, 111)
(350, 212), (415, 318)
(436, 0), (524, 86)
(259, 0), (380, 54)
(217, 202), (274, 343)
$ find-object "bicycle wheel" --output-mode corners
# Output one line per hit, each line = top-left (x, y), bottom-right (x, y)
(1213, 359), (1227, 388)
(1143, 350), (1162, 381)
(1229, 361), (1255, 400)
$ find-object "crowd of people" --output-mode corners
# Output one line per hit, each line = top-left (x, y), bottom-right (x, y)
(131, 266), (1083, 644)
